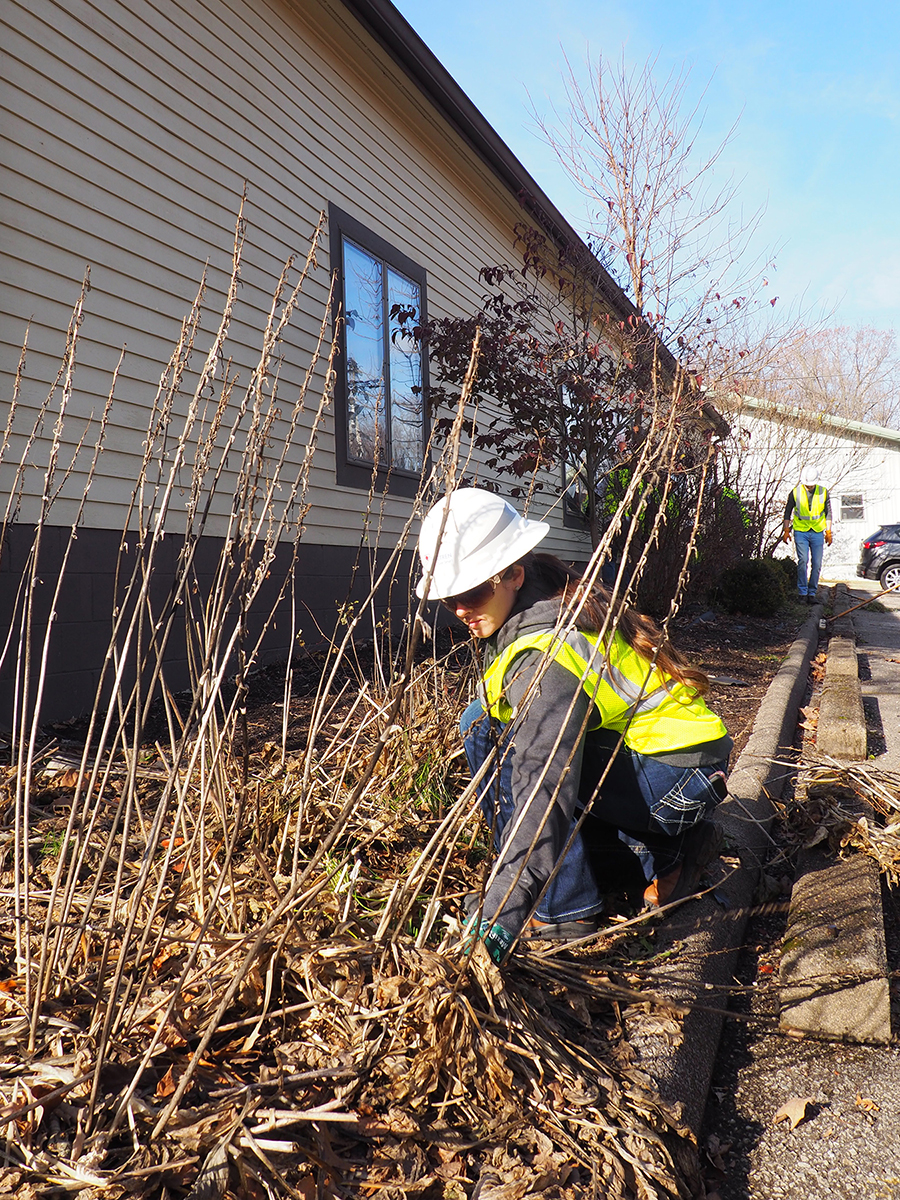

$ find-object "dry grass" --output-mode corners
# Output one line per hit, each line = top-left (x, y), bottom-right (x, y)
(2, 640), (704, 1198)
(0, 209), (724, 1198)
(783, 755), (900, 882)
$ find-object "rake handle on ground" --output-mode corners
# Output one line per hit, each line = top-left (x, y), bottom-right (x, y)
(829, 581), (900, 622)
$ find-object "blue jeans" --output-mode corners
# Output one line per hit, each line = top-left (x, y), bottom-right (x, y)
(793, 528), (824, 597)
(461, 701), (727, 922)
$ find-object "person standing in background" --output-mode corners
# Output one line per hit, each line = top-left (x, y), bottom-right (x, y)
(783, 466), (833, 604)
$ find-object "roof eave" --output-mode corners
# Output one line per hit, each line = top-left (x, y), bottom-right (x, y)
(724, 394), (900, 447)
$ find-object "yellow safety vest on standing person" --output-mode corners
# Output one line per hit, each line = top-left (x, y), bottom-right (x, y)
(791, 485), (827, 532)
(483, 628), (727, 756)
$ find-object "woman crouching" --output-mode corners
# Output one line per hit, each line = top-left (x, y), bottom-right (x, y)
(417, 488), (731, 965)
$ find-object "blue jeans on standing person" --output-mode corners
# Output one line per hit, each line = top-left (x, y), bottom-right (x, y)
(793, 528), (824, 598)
(460, 701), (727, 923)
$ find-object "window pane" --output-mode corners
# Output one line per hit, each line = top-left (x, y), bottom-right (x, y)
(841, 494), (864, 521)
(344, 241), (385, 464)
(387, 268), (423, 471)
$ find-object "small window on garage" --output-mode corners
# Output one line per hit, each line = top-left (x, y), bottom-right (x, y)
(841, 494), (864, 521)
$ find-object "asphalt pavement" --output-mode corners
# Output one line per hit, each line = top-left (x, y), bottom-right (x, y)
(848, 578), (900, 772)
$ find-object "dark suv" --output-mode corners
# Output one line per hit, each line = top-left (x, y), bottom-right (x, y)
(857, 524), (900, 591)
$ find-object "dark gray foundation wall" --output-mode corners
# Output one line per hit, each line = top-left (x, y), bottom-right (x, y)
(0, 524), (416, 727)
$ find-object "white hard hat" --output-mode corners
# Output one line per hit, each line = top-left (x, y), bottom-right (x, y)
(416, 488), (549, 600)
(800, 466), (818, 486)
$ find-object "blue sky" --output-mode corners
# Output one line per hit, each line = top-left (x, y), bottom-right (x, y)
(393, 0), (900, 333)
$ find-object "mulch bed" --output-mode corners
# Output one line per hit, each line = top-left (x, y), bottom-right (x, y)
(670, 607), (803, 762)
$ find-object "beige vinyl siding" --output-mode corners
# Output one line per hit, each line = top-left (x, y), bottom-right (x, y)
(0, 0), (591, 562)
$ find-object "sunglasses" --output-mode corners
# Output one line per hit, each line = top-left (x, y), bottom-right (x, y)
(441, 574), (502, 610)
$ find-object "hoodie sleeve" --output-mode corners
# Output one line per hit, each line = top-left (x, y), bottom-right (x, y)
(480, 647), (593, 937)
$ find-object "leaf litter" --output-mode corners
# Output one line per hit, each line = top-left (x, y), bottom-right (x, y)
(1, 643), (706, 1200)
(772, 1096), (814, 1131)
(0, 600), (819, 1199)
(782, 756), (900, 882)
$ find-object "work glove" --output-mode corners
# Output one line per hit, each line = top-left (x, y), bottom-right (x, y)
(825, 529), (833, 545)
(463, 916), (514, 965)
(782, 529), (791, 544)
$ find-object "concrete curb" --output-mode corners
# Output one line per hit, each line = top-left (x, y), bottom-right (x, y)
(779, 849), (891, 1042)
(626, 607), (822, 1134)
(816, 602), (867, 760)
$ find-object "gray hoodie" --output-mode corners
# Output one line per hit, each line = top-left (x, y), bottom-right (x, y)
(478, 598), (596, 935)
(477, 597), (730, 936)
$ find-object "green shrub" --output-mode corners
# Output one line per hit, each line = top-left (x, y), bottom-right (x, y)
(715, 559), (787, 618)
(762, 555), (797, 595)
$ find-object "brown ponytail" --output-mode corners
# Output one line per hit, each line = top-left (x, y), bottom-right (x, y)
(515, 552), (710, 697)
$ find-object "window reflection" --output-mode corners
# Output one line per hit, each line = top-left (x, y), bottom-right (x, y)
(388, 268), (422, 471)
(342, 238), (422, 471)
(344, 241), (386, 464)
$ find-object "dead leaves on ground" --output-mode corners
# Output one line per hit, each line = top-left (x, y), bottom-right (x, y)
(2, 657), (706, 1198)
(769, 1091), (881, 1140)
(2, 937), (699, 1199)
(773, 1095), (815, 1130)
(797, 705), (819, 735)
(782, 762), (900, 882)
(855, 1092), (880, 1119)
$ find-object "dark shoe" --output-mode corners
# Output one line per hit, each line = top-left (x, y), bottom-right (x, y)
(643, 821), (724, 911)
(807, 595), (817, 605)
(524, 917), (600, 942)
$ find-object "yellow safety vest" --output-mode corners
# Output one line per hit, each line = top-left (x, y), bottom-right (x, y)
(791, 485), (827, 532)
(483, 627), (727, 756)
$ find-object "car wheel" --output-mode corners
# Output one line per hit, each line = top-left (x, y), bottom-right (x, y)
(880, 563), (900, 592)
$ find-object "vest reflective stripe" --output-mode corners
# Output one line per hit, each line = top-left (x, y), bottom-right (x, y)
(485, 629), (667, 728)
(560, 629), (673, 716)
(483, 627), (727, 755)
(792, 485), (827, 532)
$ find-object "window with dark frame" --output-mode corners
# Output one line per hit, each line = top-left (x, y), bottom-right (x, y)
(841, 493), (864, 521)
(329, 205), (428, 495)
